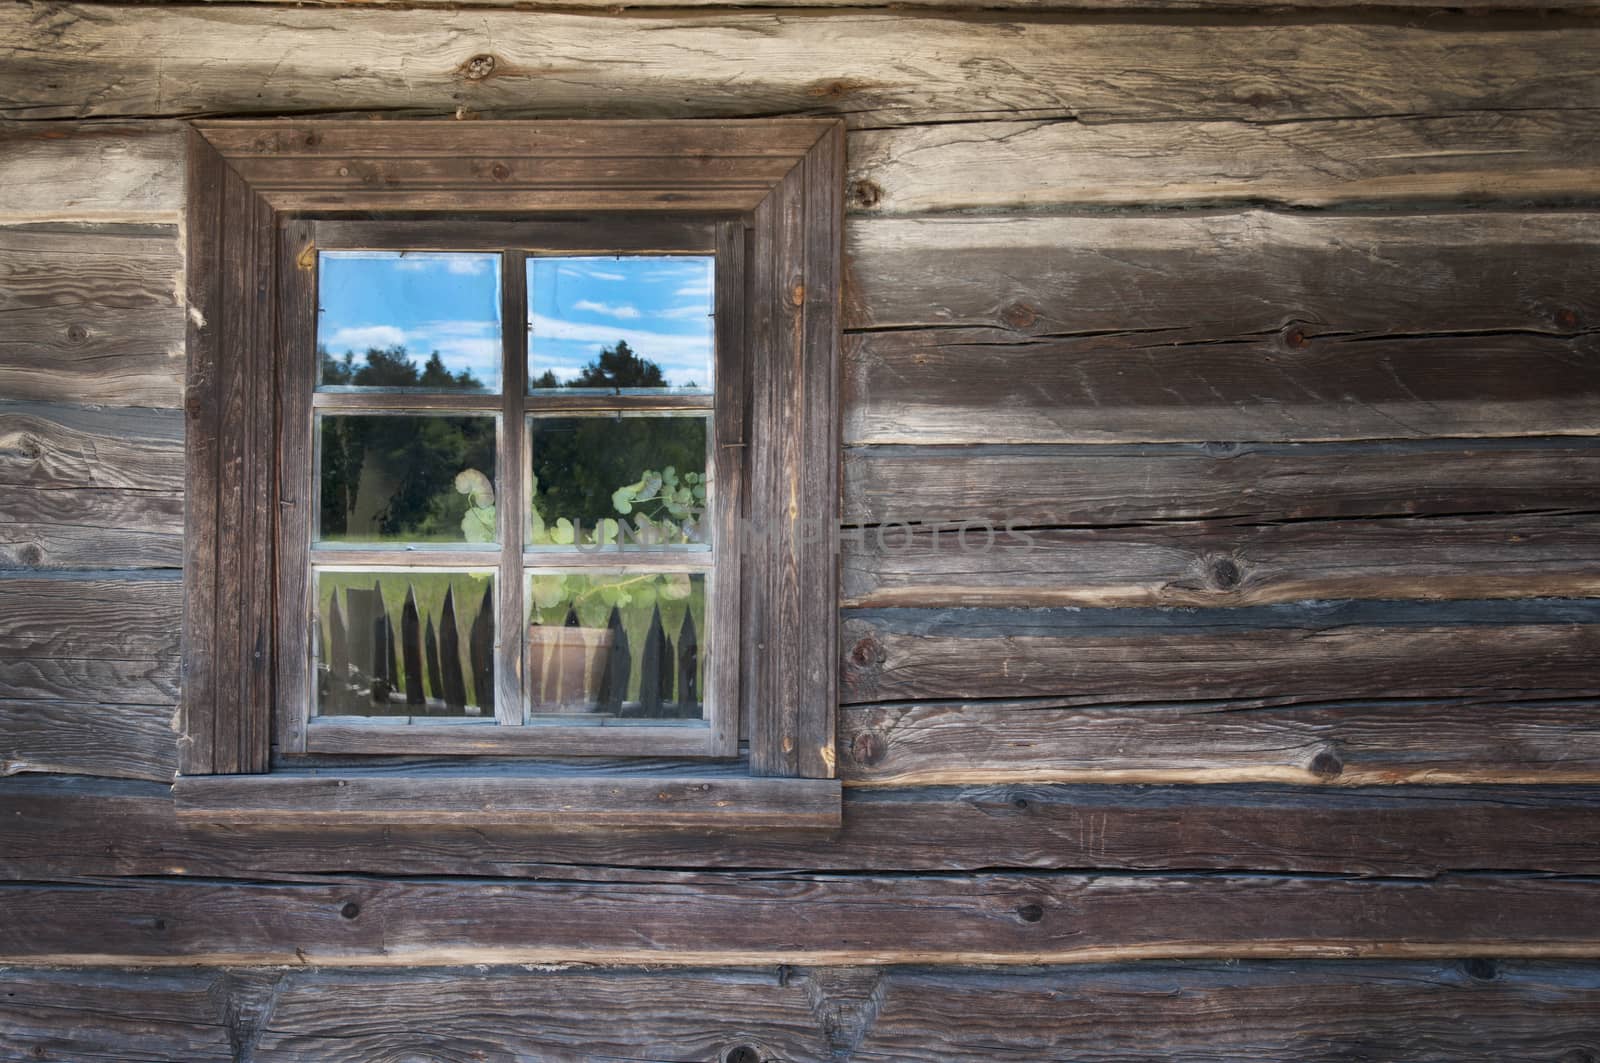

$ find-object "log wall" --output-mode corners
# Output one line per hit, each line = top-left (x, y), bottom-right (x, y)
(4, 0), (1600, 1057)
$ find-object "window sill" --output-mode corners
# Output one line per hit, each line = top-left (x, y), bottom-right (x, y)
(171, 772), (841, 830)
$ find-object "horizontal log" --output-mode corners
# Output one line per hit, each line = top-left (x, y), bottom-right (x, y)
(0, 700), (176, 782)
(6, 961), (1600, 1063)
(842, 439), (1600, 525)
(5, 872), (1600, 965)
(0, 123), (183, 223)
(0, 222), (180, 312)
(0, 401), (184, 492)
(5, 8), (1600, 126)
(841, 514), (1600, 608)
(173, 774), (842, 829)
(0, 572), (180, 705)
(845, 328), (1600, 445)
(850, 111), (1600, 213)
(840, 697), (1600, 786)
(845, 211), (1600, 335)
(12, 776), (1600, 877)
(841, 600), (1600, 706)
(0, 486), (182, 569)
(0, 303), (183, 408)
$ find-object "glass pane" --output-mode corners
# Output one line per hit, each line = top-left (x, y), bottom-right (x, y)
(318, 251), (502, 392)
(527, 416), (708, 549)
(525, 571), (706, 721)
(318, 414), (497, 544)
(528, 256), (713, 392)
(315, 570), (496, 718)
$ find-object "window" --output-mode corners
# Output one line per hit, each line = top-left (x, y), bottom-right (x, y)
(174, 121), (843, 828)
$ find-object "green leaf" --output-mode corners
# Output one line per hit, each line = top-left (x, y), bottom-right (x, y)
(461, 504), (496, 543)
(551, 517), (576, 546)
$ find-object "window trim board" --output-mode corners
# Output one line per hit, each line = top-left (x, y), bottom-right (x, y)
(180, 119), (842, 804)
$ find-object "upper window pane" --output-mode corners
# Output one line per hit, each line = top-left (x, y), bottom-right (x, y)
(318, 251), (502, 392)
(528, 256), (713, 392)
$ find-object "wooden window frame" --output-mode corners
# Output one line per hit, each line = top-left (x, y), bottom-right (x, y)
(174, 120), (843, 829)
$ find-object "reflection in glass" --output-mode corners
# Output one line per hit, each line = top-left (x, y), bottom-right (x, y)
(315, 570), (495, 718)
(525, 571), (705, 720)
(318, 414), (497, 544)
(528, 256), (713, 391)
(318, 251), (502, 392)
(527, 416), (708, 549)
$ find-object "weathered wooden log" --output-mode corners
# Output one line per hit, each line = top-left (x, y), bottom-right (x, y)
(841, 600), (1600, 706)
(6, 961), (1600, 1063)
(841, 514), (1600, 609)
(5, 8), (1600, 127)
(838, 697), (1600, 786)
(4, 871), (1600, 965)
(843, 439), (1600, 525)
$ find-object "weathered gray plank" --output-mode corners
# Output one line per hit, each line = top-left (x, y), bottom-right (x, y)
(0, 572), (181, 705)
(845, 329), (1600, 445)
(5, 8), (1600, 126)
(5, 872), (1600, 965)
(8, 961), (1600, 1063)
(840, 697), (1600, 786)
(0, 122), (183, 223)
(12, 776), (1600, 877)
(842, 440), (1600, 526)
(0, 402), (183, 492)
(842, 514), (1600, 609)
(0, 302), (182, 408)
(0, 486), (182, 570)
(844, 211), (1600, 335)
(849, 111), (1600, 213)
(841, 601), (1600, 708)
(0, 700), (176, 782)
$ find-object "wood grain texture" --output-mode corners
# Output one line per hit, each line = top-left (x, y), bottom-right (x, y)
(842, 514), (1600, 609)
(13, 776), (1600, 877)
(0, 122), (183, 223)
(0, 700), (177, 782)
(841, 600), (1600, 707)
(5, 8), (1600, 127)
(843, 439), (1600, 526)
(0, 572), (181, 706)
(6, 872), (1600, 965)
(0, 402), (183, 493)
(845, 328), (1600, 445)
(849, 111), (1600, 213)
(0, 303), (183, 408)
(840, 697), (1600, 786)
(8, 961), (1600, 1063)
(844, 211), (1600, 335)
(0, 486), (182, 569)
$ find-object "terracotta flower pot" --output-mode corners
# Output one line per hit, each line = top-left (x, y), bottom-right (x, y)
(526, 625), (614, 711)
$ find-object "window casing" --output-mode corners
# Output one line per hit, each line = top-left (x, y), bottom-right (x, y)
(175, 120), (842, 827)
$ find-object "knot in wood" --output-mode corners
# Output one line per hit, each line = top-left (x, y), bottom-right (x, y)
(340, 901), (361, 920)
(490, 162), (512, 181)
(789, 281), (806, 307)
(460, 53), (498, 81)
(849, 635), (881, 667)
(851, 730), (888, 767)
(1308, 749), (1344, 779)
(1001, 302), (1038, 330)
(1555, 307), (1582, 331)
(64, 323), (88, 344)
(724, 1047), (761, 1063)
(1463, 958), (1498, 981)
(1281, 324), (1311, 350)
(1209, 557), (1242, 590)
(849, 179), (883, 210)
(1016, 903), (1045, 923)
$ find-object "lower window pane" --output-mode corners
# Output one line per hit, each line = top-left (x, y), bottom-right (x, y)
(525, 571), (706, 722)
(315, 569), (496, 719)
